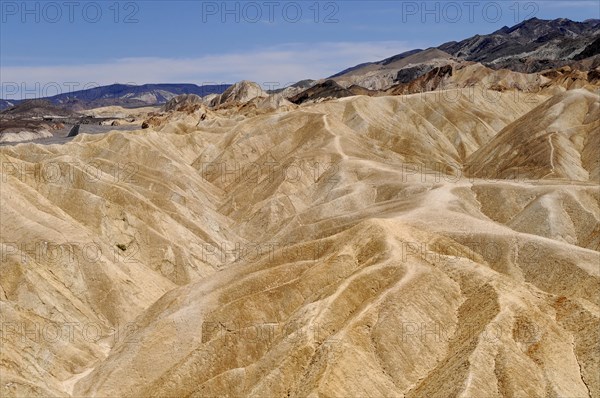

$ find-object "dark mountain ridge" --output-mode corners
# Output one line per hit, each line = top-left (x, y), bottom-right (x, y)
(0, 83), (231, 111)
(333, 17), (600, 81)
(437, 17), (599, 71)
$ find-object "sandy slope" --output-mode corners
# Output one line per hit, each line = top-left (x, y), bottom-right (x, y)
(0, 86), (598, 397)
(466, 89), (600, 181)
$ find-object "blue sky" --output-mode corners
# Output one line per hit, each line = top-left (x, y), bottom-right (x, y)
(1, 1), (599, 98)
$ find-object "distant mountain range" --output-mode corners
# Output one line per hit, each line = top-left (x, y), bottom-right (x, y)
(439, 17), (600, 71)
(330, 18), (600, 89)
(1, 18), (598, 112)
(0, 83), (230, 111)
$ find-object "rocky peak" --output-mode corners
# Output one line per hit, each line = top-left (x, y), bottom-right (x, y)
(210, 80), (268, 107)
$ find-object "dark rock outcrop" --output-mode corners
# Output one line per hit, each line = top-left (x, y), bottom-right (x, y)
(289, 80), (377, 105)
(395, 65), (436, 84)
(67, 124), (80, 137)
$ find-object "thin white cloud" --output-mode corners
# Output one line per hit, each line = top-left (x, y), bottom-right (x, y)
(0, 41), (411, 99)
(537, 1), (599, 8)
